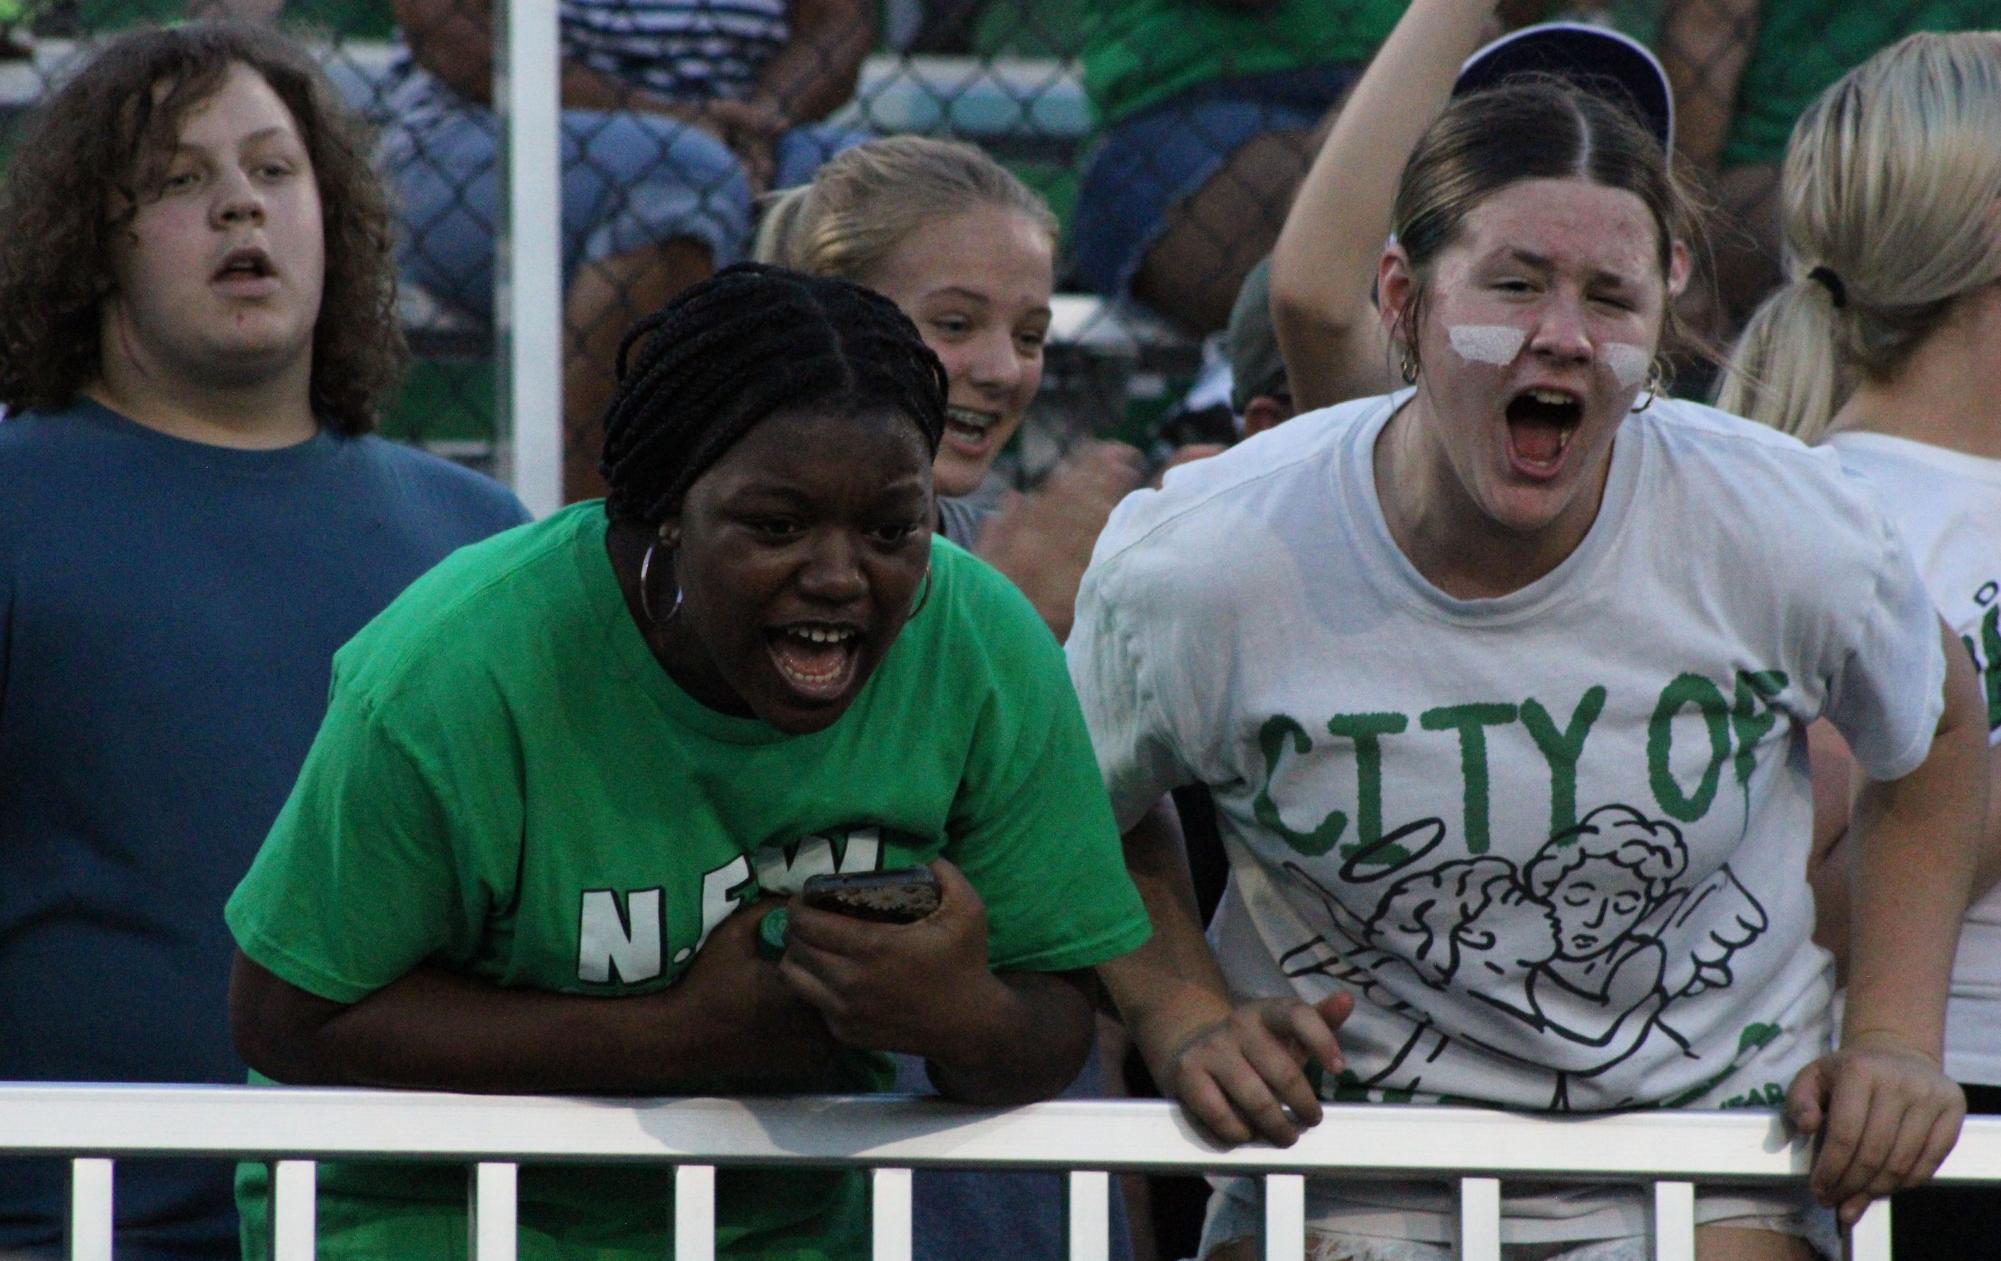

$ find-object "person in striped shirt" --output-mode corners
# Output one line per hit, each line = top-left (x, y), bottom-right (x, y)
(379, 0), (871, 501)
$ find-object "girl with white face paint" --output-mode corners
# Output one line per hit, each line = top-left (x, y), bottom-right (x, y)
(1371, 153), (1682, 586)
(1267, 2), (1677, 415)
(1070, 4), (1986, 1258)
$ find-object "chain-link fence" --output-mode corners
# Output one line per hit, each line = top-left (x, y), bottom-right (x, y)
(5, 0), (1993, 506)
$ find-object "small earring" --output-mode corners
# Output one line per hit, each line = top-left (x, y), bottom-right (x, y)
(638, 535), (684, 625)
(1399, 347), (1417, 386)
(1630, 359), (1665, 413)
(908, 565), (933, 619)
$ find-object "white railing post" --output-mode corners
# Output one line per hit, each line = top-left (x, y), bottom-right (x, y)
(1066, 1169), (1110, 1261)
(1263, 1172), (1305, 1261)
(1651, 1180), (1695, 1261)
(65, 1157), (113, 1261)
(1458, 1176), (1501, 1261)
(471, 1161), (520, 1261)
(674, 1164), (716, 1261)
(1847, 1200), (1892, 1261)
(871, 1167), (913, 1261)
(271, 1160), (317, 1261)
(495, 0), (564, 517)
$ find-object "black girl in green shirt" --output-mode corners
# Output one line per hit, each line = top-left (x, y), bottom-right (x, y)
(225, 265), (1152, 1260)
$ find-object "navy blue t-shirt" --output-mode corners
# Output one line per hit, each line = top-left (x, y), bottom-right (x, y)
(0, 399), (528, 1258)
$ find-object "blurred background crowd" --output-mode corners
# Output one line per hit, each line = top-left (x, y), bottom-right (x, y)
(0, 0), (1984, 504)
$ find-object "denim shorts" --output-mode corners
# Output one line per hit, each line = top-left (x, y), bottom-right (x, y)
(1068, 60), (1363, 300)
(383, 107), (866, 319)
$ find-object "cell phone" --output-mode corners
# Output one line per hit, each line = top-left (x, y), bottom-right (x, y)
(799, 867), (941, 924)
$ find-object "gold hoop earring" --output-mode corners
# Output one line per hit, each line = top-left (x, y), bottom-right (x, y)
(1399, 347), (1417, 385)
(639, 536), (684, 625)
(1630, 358), (1664, 413)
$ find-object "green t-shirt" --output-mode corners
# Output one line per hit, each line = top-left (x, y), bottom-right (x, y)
(224, 503), (1151, 1261)
(1082, 0), (1405, 127)
(1718, 0), (2001, 167)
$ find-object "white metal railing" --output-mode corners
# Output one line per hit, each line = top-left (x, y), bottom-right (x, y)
(7, 1088), (2001, 1260)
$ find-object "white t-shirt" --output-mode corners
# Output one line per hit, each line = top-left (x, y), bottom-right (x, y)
(1069, 393), (1945, 1242)
(1828, 430), (2001, 1086)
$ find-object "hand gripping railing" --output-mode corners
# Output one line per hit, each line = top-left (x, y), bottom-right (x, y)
(4, 1087), (1998, 1261)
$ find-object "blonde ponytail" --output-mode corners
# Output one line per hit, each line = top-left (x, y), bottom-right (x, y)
(1718, 32), (2001, 436)
(1716, 278), (1846, 441)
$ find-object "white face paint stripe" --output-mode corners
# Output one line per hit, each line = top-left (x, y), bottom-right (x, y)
(1602, 342), (1652, 388)
(1447, 324), (1653, 389)
(1446, 324), (1526, 365)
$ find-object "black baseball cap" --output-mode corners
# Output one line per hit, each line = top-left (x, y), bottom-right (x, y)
(1454, 22), (1675, 154)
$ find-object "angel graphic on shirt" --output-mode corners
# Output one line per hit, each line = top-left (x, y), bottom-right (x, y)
(1280, 804), (1769, 1106)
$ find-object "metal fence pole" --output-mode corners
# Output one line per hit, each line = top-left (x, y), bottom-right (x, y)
(495, 0), (564, 517)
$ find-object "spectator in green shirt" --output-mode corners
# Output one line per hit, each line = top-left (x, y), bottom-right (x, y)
(1067, 0), (1403, 334)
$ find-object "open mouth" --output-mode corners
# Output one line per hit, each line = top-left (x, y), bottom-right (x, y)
(1504, 388), (1583, 477)
(764, 621), (863, 703)
(944, 406), (1002, 452)
(213, 248), (276, 287)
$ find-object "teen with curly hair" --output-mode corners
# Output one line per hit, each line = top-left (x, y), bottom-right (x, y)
(0, 23), (525, 1258)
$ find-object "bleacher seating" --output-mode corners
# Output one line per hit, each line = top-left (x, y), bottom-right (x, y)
(832, 53), (1089, 165)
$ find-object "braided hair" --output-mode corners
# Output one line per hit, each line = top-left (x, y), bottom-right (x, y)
(600, 263), (949, 523)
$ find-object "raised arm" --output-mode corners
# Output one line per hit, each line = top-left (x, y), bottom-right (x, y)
(1268, 0), (1497, 411)
(1098, 800), (1352, 1147)
(1787, 620), (1985, 1226)
(230, 899), (845, 1094)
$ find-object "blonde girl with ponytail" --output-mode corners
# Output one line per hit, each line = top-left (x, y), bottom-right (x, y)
(1721, 33), (2001, 1261)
